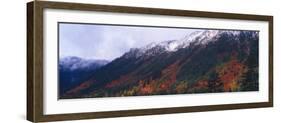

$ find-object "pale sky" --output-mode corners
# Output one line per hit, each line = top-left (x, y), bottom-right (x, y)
(59, 23), (200, 61)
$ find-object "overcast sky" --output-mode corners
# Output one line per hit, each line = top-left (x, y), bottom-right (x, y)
(59, 23), (200, 61)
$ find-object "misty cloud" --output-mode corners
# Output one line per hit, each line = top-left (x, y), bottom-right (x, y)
(59, 23), (200, 61)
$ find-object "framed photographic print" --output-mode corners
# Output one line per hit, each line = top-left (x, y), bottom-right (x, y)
(27, 1), (273, 122)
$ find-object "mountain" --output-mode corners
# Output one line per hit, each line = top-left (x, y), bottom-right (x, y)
(123, 30), (253, 59)
(60, 30), (259, 99)
(59, 56), (109, 95)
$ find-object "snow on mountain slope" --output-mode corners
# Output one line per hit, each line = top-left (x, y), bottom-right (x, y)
(124, 30), (250, 59)
(59, 56), (109, 71)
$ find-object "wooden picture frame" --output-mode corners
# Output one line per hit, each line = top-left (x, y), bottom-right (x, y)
(27, 1), (273, 122)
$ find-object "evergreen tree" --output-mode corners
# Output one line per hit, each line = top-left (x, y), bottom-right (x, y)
(208, 72), (224, 92)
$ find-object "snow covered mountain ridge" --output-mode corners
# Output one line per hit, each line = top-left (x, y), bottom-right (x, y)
(123, 30), (258, 59)
(59, 56), (109, 71)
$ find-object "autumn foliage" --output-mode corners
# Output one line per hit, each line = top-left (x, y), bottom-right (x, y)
(60, 31), (259, 99)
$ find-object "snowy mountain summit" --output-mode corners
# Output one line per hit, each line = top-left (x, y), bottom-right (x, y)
(124, 30), (255, 59)
(59, 56), (109, 71)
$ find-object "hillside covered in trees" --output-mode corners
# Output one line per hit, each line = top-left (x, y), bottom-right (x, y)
(59, 30), (259, 99)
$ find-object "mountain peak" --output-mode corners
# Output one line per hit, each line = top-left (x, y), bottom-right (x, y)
(59, 56), (109, 71)
(123, 30), (257, 59)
